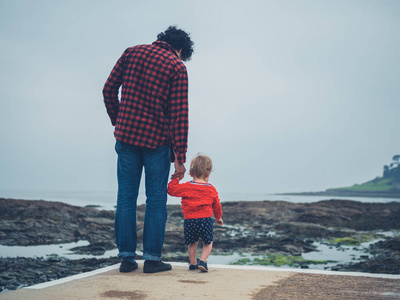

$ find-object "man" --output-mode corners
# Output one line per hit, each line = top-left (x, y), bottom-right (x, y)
(103, 26), (194, 273)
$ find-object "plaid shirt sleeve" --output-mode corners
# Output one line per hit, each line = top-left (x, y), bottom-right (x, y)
(102, 50), (126, 126)
(169, 68), (189, 163)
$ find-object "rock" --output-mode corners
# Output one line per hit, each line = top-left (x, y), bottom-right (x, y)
(292, 200), (400, 231)
(2, 198), (400, 251)
(275, 222), (353, 239)
(0, 257), (121, 291)
(370, 236), (400, 252)
(331, 265), (344, 271)
(331, 236), (400, 274)
(338, 258), (400, 274)
(70, 242), (116, 256)
(1, 197), (400, 289)
(283, 245), (302, 256)
(0, 198), (116, 246)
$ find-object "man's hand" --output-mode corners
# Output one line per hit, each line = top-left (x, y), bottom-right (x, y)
(171, 161), (186, 180)
(216, 218), (224, 226)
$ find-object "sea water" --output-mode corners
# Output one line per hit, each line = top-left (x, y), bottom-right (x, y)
(0, 241), (119, 260)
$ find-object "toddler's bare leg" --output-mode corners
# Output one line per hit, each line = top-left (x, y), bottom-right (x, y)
(200, 241), (213, 262)
(188, 241), (199, 265)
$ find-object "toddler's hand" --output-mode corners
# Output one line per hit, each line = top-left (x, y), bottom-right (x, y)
(216, 218), (223, 226)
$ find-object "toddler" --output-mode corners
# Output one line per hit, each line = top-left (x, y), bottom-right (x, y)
(167, 154), (223, 272)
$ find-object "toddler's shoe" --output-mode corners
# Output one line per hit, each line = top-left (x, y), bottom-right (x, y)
(189, 264), (198, 270)
(198, 260), (208, 272)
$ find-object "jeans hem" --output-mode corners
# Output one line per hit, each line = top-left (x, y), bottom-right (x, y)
(142, 252), (161, 261)
(118, 252), (137, 260)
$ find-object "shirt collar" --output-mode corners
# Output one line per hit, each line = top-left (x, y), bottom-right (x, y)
(152, 41), (179, 58)
(190, 180), (211, 186)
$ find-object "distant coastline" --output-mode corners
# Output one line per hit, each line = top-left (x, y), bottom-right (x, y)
(281, 190), (400, 199)
(282, 155), (400, 199)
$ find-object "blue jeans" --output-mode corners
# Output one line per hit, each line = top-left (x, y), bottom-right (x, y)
(114, 140), (170, 262)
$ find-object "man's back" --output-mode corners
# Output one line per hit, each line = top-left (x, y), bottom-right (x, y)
(103, 41), (189, 157)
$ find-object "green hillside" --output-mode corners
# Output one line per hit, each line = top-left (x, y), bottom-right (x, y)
(284, 155), (400, 198)
(326, 155), (400, 193)
(328, 177), (393, 192)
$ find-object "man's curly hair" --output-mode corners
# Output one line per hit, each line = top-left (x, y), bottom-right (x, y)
(157, 26), (194, 61)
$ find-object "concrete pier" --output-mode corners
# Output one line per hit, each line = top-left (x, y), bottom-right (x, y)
(1, 262), (399, 299)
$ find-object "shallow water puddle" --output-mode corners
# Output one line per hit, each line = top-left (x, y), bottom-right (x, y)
(0, 241), (119, 260)
(208, 238), (385, 270)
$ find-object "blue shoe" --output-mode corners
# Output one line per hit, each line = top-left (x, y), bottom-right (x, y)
(198, 260), (208, 272)
(189, 264), (198, 270)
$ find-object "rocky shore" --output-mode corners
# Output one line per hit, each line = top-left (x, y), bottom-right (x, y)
(1, 198), (400, 292)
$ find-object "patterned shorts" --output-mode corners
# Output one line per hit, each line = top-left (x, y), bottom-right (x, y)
(184, 217), (214, 245)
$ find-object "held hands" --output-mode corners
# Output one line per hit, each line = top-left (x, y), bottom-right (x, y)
(216, 218), (224, 226)
(171, 161), (186, 180)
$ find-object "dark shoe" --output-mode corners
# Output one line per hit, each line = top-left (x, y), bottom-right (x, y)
(143, 260), (172, 273)
(119, 260), (138, 273)
(189, 264), (198, 270)
(198, 260), (208, 272)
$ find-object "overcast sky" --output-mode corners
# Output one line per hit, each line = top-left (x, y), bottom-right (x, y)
(1, 0), (399, 197)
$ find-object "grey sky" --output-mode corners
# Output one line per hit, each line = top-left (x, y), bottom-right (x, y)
(1, 0), (399, 196)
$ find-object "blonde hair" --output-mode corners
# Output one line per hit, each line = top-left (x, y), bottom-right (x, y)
(189, 154), (213, 179)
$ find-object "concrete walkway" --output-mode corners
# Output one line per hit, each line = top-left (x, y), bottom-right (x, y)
(1, 262), (399, 300)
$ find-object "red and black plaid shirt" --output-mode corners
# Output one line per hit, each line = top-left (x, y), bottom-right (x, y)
(103, 41), (189, 163)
